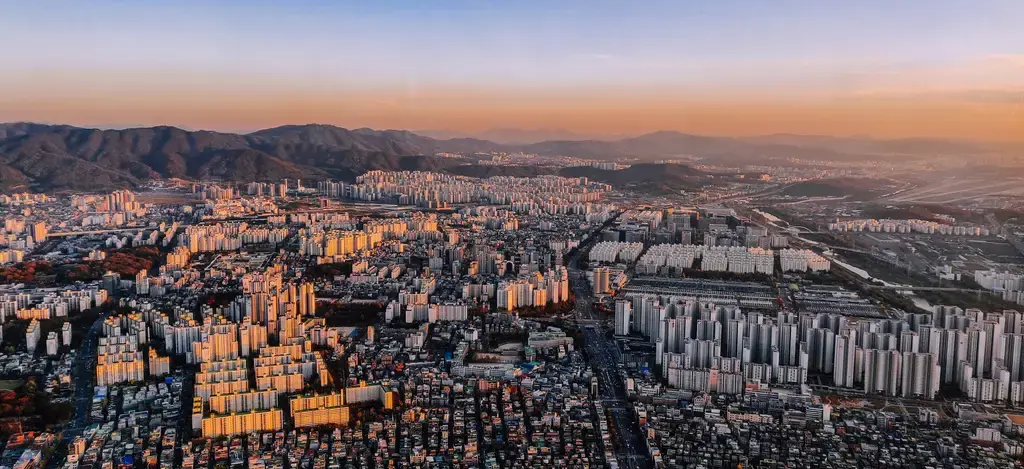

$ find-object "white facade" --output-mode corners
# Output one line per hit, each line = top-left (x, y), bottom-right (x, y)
(614, 300), (631, 335)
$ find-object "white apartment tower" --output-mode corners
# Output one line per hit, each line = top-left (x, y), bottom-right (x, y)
(614, 300), (631, 336)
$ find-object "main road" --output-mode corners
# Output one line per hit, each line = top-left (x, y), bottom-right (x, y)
(565, 213), (650, 469)
(67, 312), (109, 436)
(45, 311), (109, 469)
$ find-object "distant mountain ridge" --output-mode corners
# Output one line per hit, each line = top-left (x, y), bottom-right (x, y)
(417, 128), (629, 144)
(746, 134), (1017, 156)
(0, 122), (1016, 192)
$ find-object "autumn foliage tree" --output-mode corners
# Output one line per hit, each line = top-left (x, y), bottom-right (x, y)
(11, 247), (164, 286)
(0, 261), (52, 284)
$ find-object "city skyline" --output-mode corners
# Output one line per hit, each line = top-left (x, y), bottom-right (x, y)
(5, 3), (1024, 467)
(2, 1), (1022, 141)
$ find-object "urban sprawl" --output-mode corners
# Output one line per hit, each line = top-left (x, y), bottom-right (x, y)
(1, 170), (1023, 469)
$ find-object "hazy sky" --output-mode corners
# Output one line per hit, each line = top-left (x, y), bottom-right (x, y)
(2, 1), (1022, 140)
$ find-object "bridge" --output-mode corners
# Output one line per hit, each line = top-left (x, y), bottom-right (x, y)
(49, 222), (193, 238)
(822, 245), (872, 255)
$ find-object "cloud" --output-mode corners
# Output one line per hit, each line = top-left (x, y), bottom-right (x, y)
(842, 54), (1024, 100)
(575, 53), (615, 61)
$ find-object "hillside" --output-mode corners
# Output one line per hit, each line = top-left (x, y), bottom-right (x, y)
(2, 122), (1015, 192)
(0, 123), (470, 191)
(0, 124), (753, 192)
(558, 163), (718, 194)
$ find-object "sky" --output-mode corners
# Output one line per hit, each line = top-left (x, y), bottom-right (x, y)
(1, 0), (1022, 140)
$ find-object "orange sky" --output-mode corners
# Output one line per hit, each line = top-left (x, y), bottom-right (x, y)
(3, 55), (1021, 141)
(3, 2), (1023, 141)
(4, 83), (1021, 141)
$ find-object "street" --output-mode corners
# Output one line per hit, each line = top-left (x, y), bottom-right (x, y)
(565, 213), (651, 469)
(67, 312), (107, 435)
(45, 312), (108, 469)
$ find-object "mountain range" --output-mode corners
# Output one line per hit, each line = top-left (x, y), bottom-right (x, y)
(0, 123), (488, 191)
(0, 122), (1018, 192)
